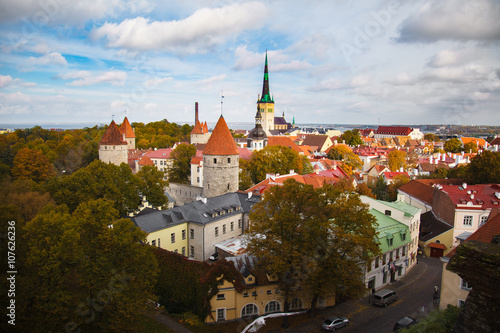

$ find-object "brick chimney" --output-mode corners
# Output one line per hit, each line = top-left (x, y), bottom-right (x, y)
(195, 102), (199, 124)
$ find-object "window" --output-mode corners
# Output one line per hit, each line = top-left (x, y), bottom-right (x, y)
(190, 246), (194, 257)
(375, 257), (379, 267)
(383, 271), (387, 284)
(217, 308), (225, 321)
(228, 158), (231, 163)
(238, 219), (242, 229)
(252, 291), (257, 297)
(396, 249), (400, 258)
(171, 233), (175, 244)
(243, 292), (249, 298)
(241, 304), (258, 317)
(190, 229), (194, 239)
(265, 301), (281, 314)
(248, 277), (253, 282)
(402, 246), (406, 256)
(402, 233), (406, 241)
(267, 290), (272, 295)
(389, 238), (394, 246)
(182, 247), (185, 256)
(458, 299), (466, 308)
(152, 240), (156, 247)
(385, 210), (391, 216)
(223, 224), (226, 234)
(463, 215), (473, 226)
(174, 249), (178, 253)
(215, 227), (219, 237)
(158, 239), (160, 248)
(383, 254), (387, 264)
(182, 230), (186, 240)
(231, 222), (234, 231)
(217, 294), (225, 300)
(461, 279), (471, 291)
(480, 215), (488, 225)
(290, 298), (303, 310)
(214, 158), (217, 164)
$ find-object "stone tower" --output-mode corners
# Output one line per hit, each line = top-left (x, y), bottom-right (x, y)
(247, 105), (267, 151)
(190, 102), (210, 145)
(99, 120), (128, 165)
(202, 115), (239, 198)
(258, 51), (275, 135)
(119, 117), (136, 150)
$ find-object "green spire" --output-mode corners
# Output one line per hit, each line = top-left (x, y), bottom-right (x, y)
(258, 51), (274, 104)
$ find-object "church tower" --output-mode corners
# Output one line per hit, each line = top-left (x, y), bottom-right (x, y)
(257, 52), (275, 135)
(202, 115), (239, 198)
(247, 105), (267, 151)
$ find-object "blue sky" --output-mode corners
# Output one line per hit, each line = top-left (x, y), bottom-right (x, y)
(1, 0), (499, 127)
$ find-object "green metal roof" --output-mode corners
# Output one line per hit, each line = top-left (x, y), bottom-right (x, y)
(381, 200), (421, 217)
(371, 208), (411, 254)
(258, 52), (274, 104)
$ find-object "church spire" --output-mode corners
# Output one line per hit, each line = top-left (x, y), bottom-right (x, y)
(259, 51), (274, 104)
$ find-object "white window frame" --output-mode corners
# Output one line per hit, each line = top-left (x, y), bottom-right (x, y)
(241, 304), (258, 317)
(463, 215), (473, 227)
(216, 308), (226, 321)
(264, 301), (281, 314)
(460, 278), (472, 291)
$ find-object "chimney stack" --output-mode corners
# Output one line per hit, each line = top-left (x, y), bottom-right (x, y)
(195, 102), (199, 124)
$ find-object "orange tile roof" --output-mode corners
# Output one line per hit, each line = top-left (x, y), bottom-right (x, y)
(138, 155), (154, 166)
(461, 137), (488, 148)
(191, 120), (206, 134)
(119, 117), (135, 138)
(203, 116), (239, 155)
(99, 120), (127, 145)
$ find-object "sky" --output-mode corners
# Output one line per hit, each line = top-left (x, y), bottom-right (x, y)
(0, 0), (499, 127)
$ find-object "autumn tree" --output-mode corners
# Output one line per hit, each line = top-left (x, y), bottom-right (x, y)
(246, 179), (379, 322)
(444, 138), (463, 153)
(327, 145), (363, 175)
(239, 158), (253, 190)
(247, 145), (310, 184)
(168, 143), (197, 184)
(388, 149), (407, 172)
(465, 151), (500, 184)
(11, 147), (55, 182)
(386, 175), (410, 201)
(17, 199), (158, 332)
(424, 133), (440, 142)
(339, 129), (363, 146)
(369, 176), (388, 201)
(463, 141), (478, 153)
(136, 165), (169, 208)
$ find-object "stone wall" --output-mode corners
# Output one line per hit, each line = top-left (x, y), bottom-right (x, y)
(167, 183), (203, 206)
(203, 154), (239, 198)
(99, 145), (128, 166)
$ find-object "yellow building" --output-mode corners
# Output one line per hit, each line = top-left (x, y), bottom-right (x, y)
(206, 255), (335, 323)
(145, 222), (189, 255)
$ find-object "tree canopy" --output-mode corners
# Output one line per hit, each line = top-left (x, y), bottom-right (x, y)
(388, 149), (407, 172)
(326, 145), (363, 175)
(245, 179), (379, 318)
(168, 143), (197, 184)
(465, 151), (500, 184)
(247, 145), (312, 184)
(339, 129), (364, 146)
(444, 138), (463, 153)
(11, 147), (55, 182)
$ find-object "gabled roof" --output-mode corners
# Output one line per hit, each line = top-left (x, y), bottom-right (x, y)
(301, 135), (330, 149)
(461, 136), (488, 148)
(119, 117), (135, 138)
(138, 155), (154, 166)
(367, 164), (390, 174)
(490, 137), (500, 146)
(375, 126), (412, 136)
(439, 184), (500, 210)
(99, 120), (127, 145)
(203, 116), (239, 156)
(398, 179), (463, 206)
(191, 120), (208, 135)
(420, 211), (453, 242)
(267, 136), (303, 154)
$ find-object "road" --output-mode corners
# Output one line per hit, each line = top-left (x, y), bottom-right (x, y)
(319, 256), (443, 333)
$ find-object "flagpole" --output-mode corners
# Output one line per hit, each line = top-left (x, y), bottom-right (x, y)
(220, 90), (224, 116)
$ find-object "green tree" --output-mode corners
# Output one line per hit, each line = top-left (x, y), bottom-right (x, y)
(424, 133), (440, 142)
(11, 147), (55, 182)
(238, 159), (253, 190)
(388, 150), (407, 172)
(339, 129), (363, 146)
(386, 175), (410, 202)
(444, 138), (463, 153)
(168, 143), (197, 184)
(369, 176), (388, 201)
(465, 151), (500, 184)
(248, 145), (307, 184)
(18, 199), (158, 332)
(463, 141), (478, 153)
(136, 165), (169, 208)
(327, 145), (363, 175)
(246, 179), (379, 321)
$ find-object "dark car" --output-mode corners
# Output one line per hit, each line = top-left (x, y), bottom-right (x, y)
(393, 316), (417, 331)
(322, 316), (349, 331)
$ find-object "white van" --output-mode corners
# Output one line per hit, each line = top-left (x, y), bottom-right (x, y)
(372, 289), (398, 307)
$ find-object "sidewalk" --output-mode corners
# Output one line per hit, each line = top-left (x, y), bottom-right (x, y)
(266, 259), (428, 333)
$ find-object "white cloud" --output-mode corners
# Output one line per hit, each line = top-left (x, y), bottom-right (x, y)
(145, 102), (157, 110)
(427, 48), (480, 68)
(273, 60), (312, 72)
(0, 75), (14, 88)
(63, 70), (127, 86)
(311, 78), (344, 91)
(420, 64), (491, 83)
(91, 2), (269, 54)
(144, 76), (172, 87)
(25, 52), (67, 69)
(111, 100), (126, 108)
(397, 0), (500, 43)
(0, 91), (32, 104)
(351, 75), (370, 87)
(385, 72), (414, 85)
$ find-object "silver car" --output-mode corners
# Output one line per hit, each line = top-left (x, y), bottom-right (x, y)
(322, 316), (349, 331)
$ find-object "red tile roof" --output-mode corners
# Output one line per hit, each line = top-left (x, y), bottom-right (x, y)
(439, 184), (500, 210)
(191, 120), (207, 134)
(375, 126), (412, 136)
(138, 155), (154, 166)
(203, 116), (239, 155)
(119, 117), (135, 138)
(99, 121), (127, 145)
(399, 179), (464, 206)
(145, 148), (174, 159)
(383, 171), (410, 180)
(267, 136), (303, 154)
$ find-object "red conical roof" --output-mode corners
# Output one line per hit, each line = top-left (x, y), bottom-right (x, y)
(99, 120), (127, 145)
(191, 120), (205, 134)
(203, 116), (239, 155)
(119, 117), (135, 138)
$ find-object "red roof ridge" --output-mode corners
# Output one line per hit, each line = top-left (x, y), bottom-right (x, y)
(119, 117), (135, 138)
(99, 121), (127, 145)
(203, 116), (239, 155)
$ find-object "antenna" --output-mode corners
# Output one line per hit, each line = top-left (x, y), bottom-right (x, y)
(220, 90), (224, 116)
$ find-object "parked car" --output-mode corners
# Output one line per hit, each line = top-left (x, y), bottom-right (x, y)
(322, 316), (349, 331)
(372, 289), (398, 307)
(393, 316), (417, 331)
(209, 252), (219, 261)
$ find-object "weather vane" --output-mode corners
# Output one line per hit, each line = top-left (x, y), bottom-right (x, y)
(220, 90), (224, 116)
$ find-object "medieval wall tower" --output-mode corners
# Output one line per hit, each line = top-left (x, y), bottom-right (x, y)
(202, 115), (239, 198)
(190, 102), (210, 145)
(119, 117), (136, 150)
(99, 120), (128, 165)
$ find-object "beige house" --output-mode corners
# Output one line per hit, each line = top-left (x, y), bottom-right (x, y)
(206, 255), (335, 323)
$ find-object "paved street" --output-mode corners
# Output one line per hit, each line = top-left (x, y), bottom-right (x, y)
(265, 255), (443, 333)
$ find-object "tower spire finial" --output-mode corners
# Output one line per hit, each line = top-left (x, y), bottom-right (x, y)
(258, 51), (272, 103)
